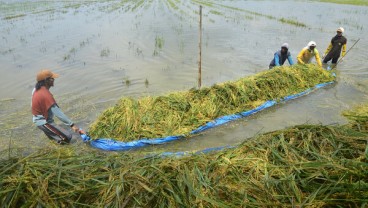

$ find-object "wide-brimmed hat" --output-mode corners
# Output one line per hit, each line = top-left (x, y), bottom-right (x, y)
(36, 69), (59, 82)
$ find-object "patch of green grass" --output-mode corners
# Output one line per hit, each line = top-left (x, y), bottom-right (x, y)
(279, 18), (307, 27)
(3, 14), (26, 20)
(315, 0), (368, 6)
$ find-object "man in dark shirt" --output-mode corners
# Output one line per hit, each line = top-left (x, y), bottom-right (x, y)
(323, 27), (347, 64)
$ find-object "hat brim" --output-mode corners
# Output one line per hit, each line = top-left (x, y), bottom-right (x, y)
(51, 73), (59, 79)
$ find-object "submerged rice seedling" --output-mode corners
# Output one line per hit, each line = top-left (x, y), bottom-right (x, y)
(155, 36), (164, 49)
(153, 35), (164, 56)
(3, 14), (26, 20)
(100, 48), (110, 57)
(89, 64), (335, 141)
(192, 0), (308, 28)
(145, 78), (149, 87)
(1, 104), (367, 207)
(279, 17), (306, 27)
(123, 77), (131, 86)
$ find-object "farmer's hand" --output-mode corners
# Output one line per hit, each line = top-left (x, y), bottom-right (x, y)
(71, 125), (80, 133)
(78, 129), (86, 135)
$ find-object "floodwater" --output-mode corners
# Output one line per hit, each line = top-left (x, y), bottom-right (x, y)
(0, 0), (367, 155)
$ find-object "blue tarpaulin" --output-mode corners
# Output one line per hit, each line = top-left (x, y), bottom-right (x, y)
(81, 81), (334, 151)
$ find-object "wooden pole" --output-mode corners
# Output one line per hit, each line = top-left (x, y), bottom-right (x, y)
(198, 5), (202, 89)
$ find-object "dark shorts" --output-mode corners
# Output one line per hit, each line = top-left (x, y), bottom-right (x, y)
(38, 123), (73, 144)
(323, 53), (340, 64)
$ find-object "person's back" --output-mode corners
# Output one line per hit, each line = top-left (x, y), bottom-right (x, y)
(31, 69), (84, 144)
(32, 85), (56, 124)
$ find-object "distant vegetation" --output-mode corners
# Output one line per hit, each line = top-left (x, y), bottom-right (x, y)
(315, 0), (368, 6)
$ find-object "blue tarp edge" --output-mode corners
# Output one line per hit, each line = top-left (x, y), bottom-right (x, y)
(87, 81), (334, 151)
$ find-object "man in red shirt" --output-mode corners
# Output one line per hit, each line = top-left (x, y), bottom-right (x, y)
(31, 69), (84, 144)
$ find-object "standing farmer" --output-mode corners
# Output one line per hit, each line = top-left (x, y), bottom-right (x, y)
(269, 43), (294, 69)
(297, 41), (322, 67)
(323, 27), (347, 65)
(31, 69), (84, 144)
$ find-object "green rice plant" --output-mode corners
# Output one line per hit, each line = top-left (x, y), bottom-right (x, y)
(3, 14), (26, 20)
(279, 18), (307, 27)
(0, 104), (367, 207)
(145, 78), (149, 87)
(167, 0), (179, 10)
(155, 36), (164, 49)
(123, 77), (131, 86)
(63, 54), (71, 61)
(131, 0), (145, 11)
(100, 48), (110, 57)
(89, 64), (335, 141)
(209, 10), (222, 16)
(153, 35), (164, 56)
(153, 49), (159, 56)
(69, 47), (77, 54)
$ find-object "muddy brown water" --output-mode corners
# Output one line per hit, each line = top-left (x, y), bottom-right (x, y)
(0, 0), (367, 155)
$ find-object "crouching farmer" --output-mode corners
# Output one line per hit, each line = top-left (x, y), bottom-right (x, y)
(269, 43), (294, 69)
(31, 69), (84, 144)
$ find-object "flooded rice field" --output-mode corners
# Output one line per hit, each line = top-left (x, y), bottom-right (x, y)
(0, 0), (367, 154)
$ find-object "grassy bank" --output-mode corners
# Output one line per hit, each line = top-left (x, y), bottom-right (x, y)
(1, 104), (367, 207)
(89, 64), (334, 141)
(315, 0), (368, 6)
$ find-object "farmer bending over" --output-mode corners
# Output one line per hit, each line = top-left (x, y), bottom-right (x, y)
(323, 27), (347, 65)
(269, 43), (294, 69)
(297, 41), (322, 67)
(31, 69), (85, 144)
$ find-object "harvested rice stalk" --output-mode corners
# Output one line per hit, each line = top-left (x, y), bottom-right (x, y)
(343, 104), (368, 133)
(89, 64), (335, 141)
(1, 104), (367, 207)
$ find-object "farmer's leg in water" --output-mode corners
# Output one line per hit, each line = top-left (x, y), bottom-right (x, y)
(38, 122), (72, 144)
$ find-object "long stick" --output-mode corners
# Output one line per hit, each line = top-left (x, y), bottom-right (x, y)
(336, 38), (360, 65)
(198, 5), (202, 89)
